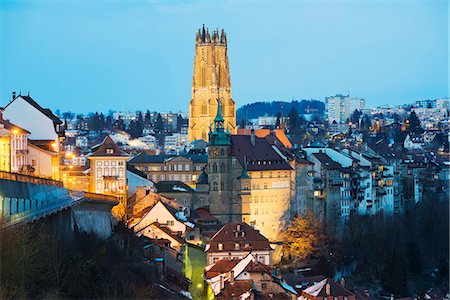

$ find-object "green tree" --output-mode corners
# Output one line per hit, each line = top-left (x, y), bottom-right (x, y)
(407, 111), (423, 134)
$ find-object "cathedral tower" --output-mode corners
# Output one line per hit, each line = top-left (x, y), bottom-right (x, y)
(188, 25), (236, 142)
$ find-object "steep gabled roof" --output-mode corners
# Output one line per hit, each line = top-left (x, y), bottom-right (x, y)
(206, 222), (272, 252)
(230, 135), (292, 171)
(302, 278), (354, 298)
(90, 135), (128, 157)
(7, 95), (62, 125)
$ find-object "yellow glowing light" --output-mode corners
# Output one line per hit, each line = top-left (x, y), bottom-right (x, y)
(63, 174), (67, 177)
(69, 165), (74, 169)
(12, 129), (19, 134)
(197, 284), (202, 289)
(51, 142), (57, 148)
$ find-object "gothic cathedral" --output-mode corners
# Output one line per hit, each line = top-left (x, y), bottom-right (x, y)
(188, 25), (236, 142)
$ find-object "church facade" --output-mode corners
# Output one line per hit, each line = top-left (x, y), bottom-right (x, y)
(188, 26), (236, 142)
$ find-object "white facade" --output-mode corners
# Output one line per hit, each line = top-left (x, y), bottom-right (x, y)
(164, 133), (188, 153)
(89, 157), (128, 198)
(27, 144), (57, 178)
(325, 95), (365, 124)
(132, 201), (192, 235)
(3, 96), (61, 152)
(76, 136), (88, 148)
(10, 132), (29, 173)
(138, 135), (157, 149)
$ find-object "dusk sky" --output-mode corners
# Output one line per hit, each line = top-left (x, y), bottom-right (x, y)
(0, 0), (448, 114)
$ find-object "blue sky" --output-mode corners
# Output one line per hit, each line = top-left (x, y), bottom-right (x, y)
(0, 0), (448, 113)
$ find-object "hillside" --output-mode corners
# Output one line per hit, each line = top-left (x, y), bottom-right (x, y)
(236, 99), (324, 121)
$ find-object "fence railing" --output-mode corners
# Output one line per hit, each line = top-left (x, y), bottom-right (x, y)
(0, 171), (63, 187)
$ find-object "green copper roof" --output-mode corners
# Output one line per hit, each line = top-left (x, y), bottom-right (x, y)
(239, 156), (250, 179)
(214, 99), (224, 122)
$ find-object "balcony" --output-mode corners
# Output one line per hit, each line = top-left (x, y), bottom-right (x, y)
(329, 179), (343, 186)
(15, 149), (29, 155)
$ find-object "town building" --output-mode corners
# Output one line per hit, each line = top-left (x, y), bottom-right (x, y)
(3, 93), (63, 179)
(128, 152), (207, 187)
(88, 136), (129, 200)
(3, 93), (64, 153)
(164, 133), (188, 153)
(195, 105), (295, 241)
(188, 26), (236, 142)
(205, 222), (273, 265)
(300, 277), (355, 300)
(204, 253), (297, 299)
(325, 94), (365, 125)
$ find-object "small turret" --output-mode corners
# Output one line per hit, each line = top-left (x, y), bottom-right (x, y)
(239, 155), (250, 179)
(205, 28), (211, 43)
(220, 29), (227, 44)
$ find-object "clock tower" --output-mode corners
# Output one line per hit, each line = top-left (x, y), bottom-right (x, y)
(205, 99), (239, 222)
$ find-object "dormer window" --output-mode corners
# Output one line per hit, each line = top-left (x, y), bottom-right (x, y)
(106, 148), (114, 154)
(234, 243), (240, 250)
(218, 243), (223, 250)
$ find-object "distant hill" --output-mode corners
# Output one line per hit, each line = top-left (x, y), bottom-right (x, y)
(236, 99), (324, 121)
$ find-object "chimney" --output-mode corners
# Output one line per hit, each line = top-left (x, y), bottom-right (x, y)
(237, 224), (241, 231)
(136, 186), (147, 201)
(250, 129), (256, 146)
(12, 91), (16, 101)
(220, 275), (224, 290)
(325, 282), (331, 295)
(230, 270), (235, 284)
(0, 107), (3, 120)
(340, 277), (345, 288)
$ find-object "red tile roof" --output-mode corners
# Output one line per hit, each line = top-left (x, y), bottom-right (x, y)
(216, 280), (253, 300)
(237, 128), (292, 149)
(204, 259), (240, 279)
(207, 222), (272, 252)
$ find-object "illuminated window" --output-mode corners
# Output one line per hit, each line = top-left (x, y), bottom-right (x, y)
(218, 244), (223, 251)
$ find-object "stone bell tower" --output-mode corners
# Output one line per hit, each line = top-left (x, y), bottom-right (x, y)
(188, 25), (236, 142)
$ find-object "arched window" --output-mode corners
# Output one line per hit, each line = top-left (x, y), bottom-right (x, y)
(220, 163), (225, 172)
(220, 181), (225, 190)
(220, 148), (225, 156)
(202, 101), (207, 115)
(212, 163), (218, 173)
(212, 182), (218, 191)
(201, 63), (207, 87)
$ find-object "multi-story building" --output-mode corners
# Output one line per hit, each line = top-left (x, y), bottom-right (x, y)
(129, 152), (207, 187)
(205, 222), (273, 265)
(188, 26), (236, 142)
(88, 136), (129, 200)
(195, 105), (294, 241)
(3, 93), (63, 179)
(164, 133), (188, 153)
(325, 94), (365, 125)
(0, 109), (30, 173)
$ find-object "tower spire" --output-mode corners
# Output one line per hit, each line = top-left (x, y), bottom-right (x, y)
(239, 155), (250, 179)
